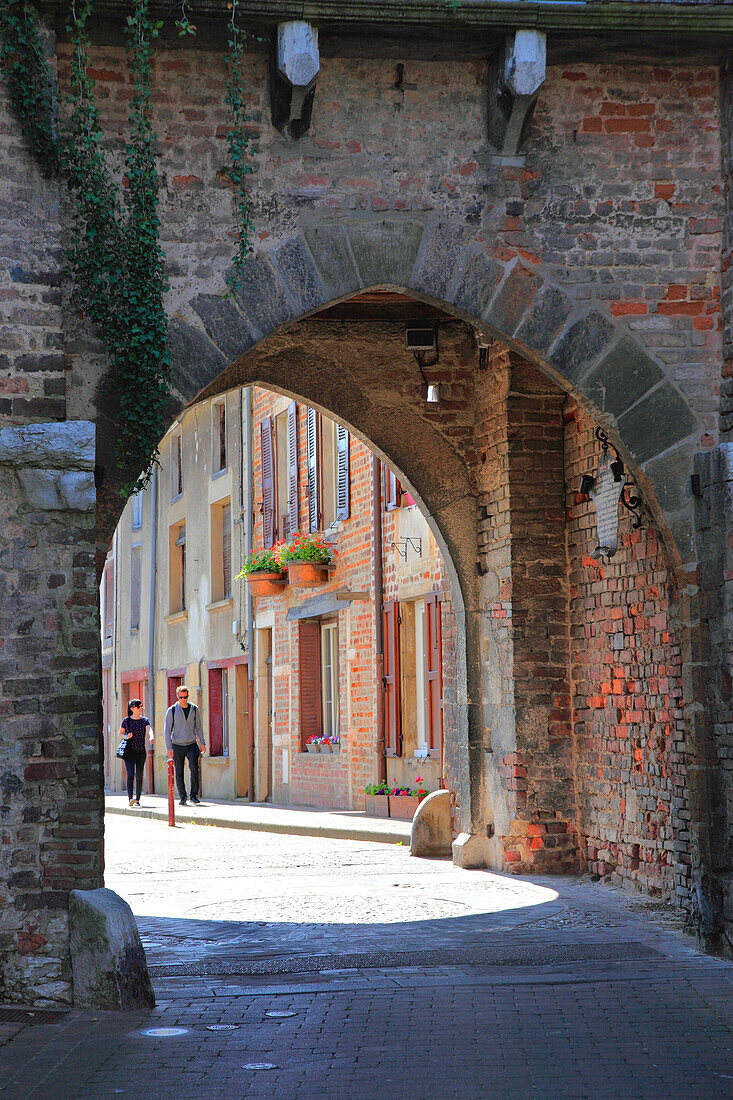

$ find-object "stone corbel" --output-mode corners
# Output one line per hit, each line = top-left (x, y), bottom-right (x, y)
(487, 30), (546, 156)
(271, 21), (320, 140)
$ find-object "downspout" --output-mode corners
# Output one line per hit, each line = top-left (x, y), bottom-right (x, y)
(244, 386), (256, 802)
(146, 465), (158, 794)
(373, 455), (386, 785)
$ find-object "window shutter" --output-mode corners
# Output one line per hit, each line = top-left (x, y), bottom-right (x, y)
(130, 547), (141, 630)
(299, 620), (322, 746)
(384, 466), (402, 511)
(425, 593), (443, 755)
(307, 407), (320, 533)
(336, 425), (350, 522)
(383, 600), (402, 756)
(208, 669), (223, 756)
(167, 676), (183, 708)
(222, 502), (231, 598)
(287, 401), (299, 536)
(261, 417), (275, 549)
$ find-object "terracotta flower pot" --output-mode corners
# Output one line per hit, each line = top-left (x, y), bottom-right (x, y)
(388, 794), (423, 820)
(286, 560), (334, 587)
(364, 794), (390, 818)
(246, 571), (287, 598)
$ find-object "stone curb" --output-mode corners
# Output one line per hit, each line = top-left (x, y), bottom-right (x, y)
(105, 802), (412, 845)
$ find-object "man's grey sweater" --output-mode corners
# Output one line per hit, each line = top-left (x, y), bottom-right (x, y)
(164, 702), (206, 751)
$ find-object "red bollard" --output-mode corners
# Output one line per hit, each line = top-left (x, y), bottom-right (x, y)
(167, 755), (175, 827)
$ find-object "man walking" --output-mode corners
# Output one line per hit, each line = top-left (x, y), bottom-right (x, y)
(164, 684), (206, 805)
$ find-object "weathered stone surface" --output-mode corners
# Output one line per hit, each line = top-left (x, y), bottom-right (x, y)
(617, 383), (697, 465)
(17, 469), (95, 512)
(301, 223), (361, 300)
(450, 249), (504, 320)
(168, 318), (227, 399)
(190, 294), (256, 363)
(585, 337), (665, 420)
(410, 790), (452, 858)
(0, 421), (94, 470)
(486, 263), (541, 337)
(514, 285), (574, 357)
(69, 888), (155, 1010)
(411, 221), (472, 302)
(233, 253), (298, 337)
(452, 831), (490, 869)
(643, 440), (696, 514)
(346, 219), (425, 288)
(550, 311), (615, 384)
(272, 235), (328, 314)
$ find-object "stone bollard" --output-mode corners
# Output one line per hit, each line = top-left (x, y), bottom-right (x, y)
(69, 888), (155, 1009)
(410, 789), (453, 858)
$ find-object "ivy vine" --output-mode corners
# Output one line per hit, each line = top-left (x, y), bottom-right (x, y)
(0, 0), (256, 491)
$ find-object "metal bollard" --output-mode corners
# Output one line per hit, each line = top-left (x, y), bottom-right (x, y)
(167, 755), (175, 827)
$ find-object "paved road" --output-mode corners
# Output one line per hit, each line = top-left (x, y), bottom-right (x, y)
(2, 815), (732, 1099)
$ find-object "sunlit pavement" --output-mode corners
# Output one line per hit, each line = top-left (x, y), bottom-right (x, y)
(2, 814), (732, 1099)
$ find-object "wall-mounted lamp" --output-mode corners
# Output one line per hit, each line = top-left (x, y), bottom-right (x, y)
(581, 428), (642, 560)
(407, 326), (440, 403)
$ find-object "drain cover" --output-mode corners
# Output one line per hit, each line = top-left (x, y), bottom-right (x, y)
(244, 1063), (277, 1071)
(0, 1008), (65, 1025)
(140, 1027), (189, 1037)
(206, 1024), (239, 1031)
(265, 1011), (297, 1018)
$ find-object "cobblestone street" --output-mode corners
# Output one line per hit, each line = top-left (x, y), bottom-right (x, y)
(2, 814), (732, 1099)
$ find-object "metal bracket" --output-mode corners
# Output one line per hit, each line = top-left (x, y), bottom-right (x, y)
(391, 537), (422, 560)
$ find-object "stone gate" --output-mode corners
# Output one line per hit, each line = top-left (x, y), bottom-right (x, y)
(2, 0), (733, 1004)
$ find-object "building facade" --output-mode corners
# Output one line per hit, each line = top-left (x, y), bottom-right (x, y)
(102, 385), (451, 810)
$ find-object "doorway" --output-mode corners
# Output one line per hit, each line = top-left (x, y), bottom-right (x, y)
(235, 662), (251, 798)
(256, 628), (273, 803)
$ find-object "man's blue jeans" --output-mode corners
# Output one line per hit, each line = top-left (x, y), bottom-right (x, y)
(172, 742), (200, 800)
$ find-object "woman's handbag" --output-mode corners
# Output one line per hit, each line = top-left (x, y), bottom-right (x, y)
(116, 737), (128, 759)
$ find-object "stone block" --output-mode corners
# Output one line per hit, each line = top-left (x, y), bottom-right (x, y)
(410, 789), (452, 858)
(450, 249), (504, 320)
(0, 421), (95, 470)
(585, 336), (665, 419)
(515, 284), (573, 356)
(233, 253), (298, 337)
(190, 294), (256, 363)
(617, 383), (697, 465)
(452, 830), (490, 869)
(69, 887), (155, 1009)
(272, 235), (328, 314)
(301, 223), (361, 300)
(168, 318), (227, 398)
(550, 311), (614, 384)
(643, 440), (695, 514)
(411, 220), (471, 302)
(346, 218), (425, 288)
(17, 469), (95, 512)
(486, 263), (541, 337)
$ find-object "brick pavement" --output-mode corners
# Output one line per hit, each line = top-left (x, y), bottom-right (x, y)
(1, 817), (731, 1099)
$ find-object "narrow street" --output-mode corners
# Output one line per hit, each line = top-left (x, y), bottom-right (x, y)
(2, 815), (732, 1099)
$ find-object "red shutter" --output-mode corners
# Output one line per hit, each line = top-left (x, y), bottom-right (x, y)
(336, 425), (350, 522)
(261, 417), (275, 549)
(288, 401), (299, 536)
(299, 620), (322, 747)
(209, 669), (223, 757)
(307, 407), (320, 533)
(383, 600), (402, 757)
(425, 593), (443, 755)
(384, 467), (402, 511)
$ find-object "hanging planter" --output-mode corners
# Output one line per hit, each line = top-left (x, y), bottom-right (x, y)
(246, 571), (287, 598)
(286, 560), (334, 587)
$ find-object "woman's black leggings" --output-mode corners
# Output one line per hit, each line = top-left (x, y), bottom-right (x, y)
(124, 750), (147, 800)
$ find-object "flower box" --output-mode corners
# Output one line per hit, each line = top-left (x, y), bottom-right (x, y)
(306, 742), (320, 753)
(245, 571), (287, 598)
(286, 560), (334, 588)
(364, 793), (390, 818)
(388, 794), (423, 821)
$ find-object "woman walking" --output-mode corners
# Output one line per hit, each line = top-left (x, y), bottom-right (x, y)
(119, 698), (154, 807)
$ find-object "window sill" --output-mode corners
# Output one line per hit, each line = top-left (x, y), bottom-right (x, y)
(129, 628), (139, 636)
(166, 610), (188, 624)
(206, 597), (234, 613)
(204, 755), (230, 765)
(212, 467), (228, 480)
(171, 492), (183, 504)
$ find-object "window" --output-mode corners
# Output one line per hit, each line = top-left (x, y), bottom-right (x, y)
(384, 465), (402, 511)
(208, 667), (228, 757)
(102, 561), (114, 647)
(305, 408), (349, 533)
(263, 403), (299, 546)
(169, 521), (186, 614)
(383, 594), (443, 759)
(213, 400), (227, 474)
(298, 619), (339, 749)
(321, 622), (339, 739)
(171, 433), (183, 500)
(131, 490), (143, 529)
(275, 410), (289, 539)
(261, 416), (275, 549)
(130, 545), (142, 632)
(414, 600), (428, 755)
(210, 498), (232, 602)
